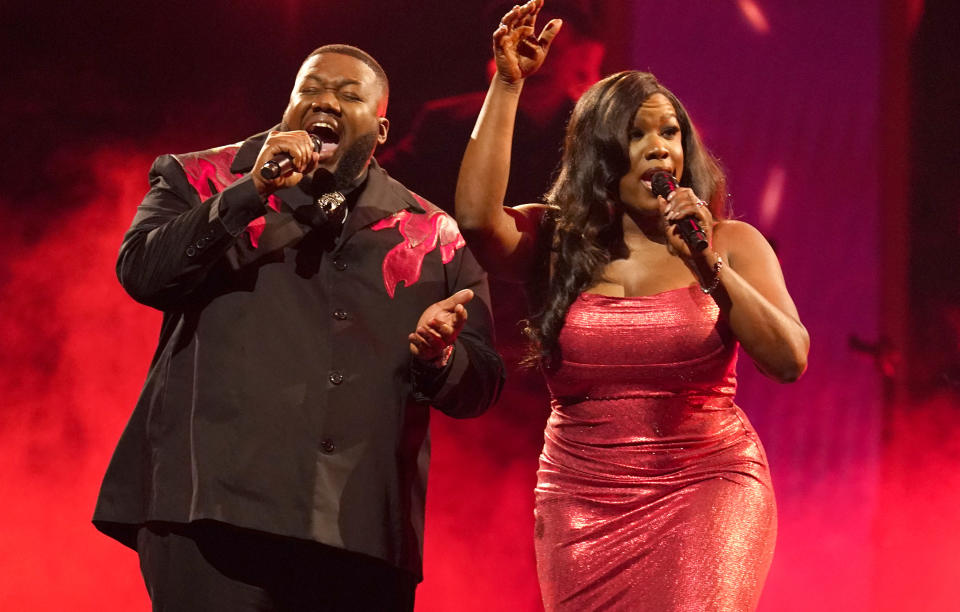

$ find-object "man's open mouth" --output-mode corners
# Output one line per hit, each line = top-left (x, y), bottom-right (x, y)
(307, 121), (341, 155)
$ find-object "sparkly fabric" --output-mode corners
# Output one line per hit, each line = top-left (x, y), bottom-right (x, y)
(536, 287), (776, 611)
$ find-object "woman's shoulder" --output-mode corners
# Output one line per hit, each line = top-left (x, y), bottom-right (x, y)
(511, 202), (556, 217)
(505, 203), (558, 232)
(712, 219), (777, 266)
(713, 219), (768, 245)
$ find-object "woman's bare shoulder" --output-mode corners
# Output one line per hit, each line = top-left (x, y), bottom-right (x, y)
(713, 219), (779, 270)
(713, 219), (771, 249)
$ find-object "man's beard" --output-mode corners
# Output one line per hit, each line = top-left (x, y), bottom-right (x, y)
(276, 119), (378, 192)
(303, 132), (377, 195)
(329, 132), (377, 191)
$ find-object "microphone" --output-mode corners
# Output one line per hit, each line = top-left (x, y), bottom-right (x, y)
(650, 171), (709, 252)
(259, 134), (323, 180)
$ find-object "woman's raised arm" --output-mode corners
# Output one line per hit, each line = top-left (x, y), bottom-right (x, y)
(455, 0), (560, 282)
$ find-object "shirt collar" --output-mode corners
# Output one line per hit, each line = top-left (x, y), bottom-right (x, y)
(231, 128), (427, 245)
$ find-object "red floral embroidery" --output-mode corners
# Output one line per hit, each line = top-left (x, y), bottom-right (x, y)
(175, 144), (279, 249)
(177, 145), (241, 201)
(235, 195), (281, 249)
(371, 208), (466, 298)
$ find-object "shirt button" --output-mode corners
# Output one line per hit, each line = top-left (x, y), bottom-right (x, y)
(333, 259), (348, 271)
(185, 246), (197, 257)
(320, 439), (336, 454)
(333, 309), (348, 320)
(328, 371), (344, 385)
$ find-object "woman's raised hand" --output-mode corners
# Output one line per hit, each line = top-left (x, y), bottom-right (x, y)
(493, 0), (562, 85)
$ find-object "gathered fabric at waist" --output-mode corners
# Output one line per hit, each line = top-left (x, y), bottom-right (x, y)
(540, 393), (766, 483)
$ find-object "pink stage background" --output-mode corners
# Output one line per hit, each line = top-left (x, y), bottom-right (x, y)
(1, 1), (957, 610)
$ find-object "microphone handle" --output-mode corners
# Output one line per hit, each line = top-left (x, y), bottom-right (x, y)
(674, 216), (709, 252)
(650, 171), (709, 252)
(259, 134), (322, 180)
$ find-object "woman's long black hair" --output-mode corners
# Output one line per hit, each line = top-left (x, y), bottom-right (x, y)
(524, 71), (727, 368)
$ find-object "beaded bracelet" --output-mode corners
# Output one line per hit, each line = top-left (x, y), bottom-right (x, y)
(700, 255), (724, 294)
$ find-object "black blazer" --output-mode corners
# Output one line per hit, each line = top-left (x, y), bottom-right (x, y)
(93, 129), (504, 579)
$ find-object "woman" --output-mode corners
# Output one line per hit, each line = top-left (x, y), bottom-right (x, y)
(451, 1), (810, 609)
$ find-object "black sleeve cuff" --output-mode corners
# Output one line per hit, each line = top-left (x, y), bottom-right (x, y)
(410, 341), (467, 404)
(214, 175), (268, 236)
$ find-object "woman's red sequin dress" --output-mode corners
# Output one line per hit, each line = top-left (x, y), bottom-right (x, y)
(535, 287), (776, 611)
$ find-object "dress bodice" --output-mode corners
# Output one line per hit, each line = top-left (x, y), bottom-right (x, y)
(543, 285), (739, 403)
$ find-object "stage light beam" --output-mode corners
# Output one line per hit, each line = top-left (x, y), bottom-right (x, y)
(736, 0), (771, 34)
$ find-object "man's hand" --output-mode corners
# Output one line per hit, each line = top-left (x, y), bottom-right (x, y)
(250, 130), (322, 196)
(493, 0), (562, 85)
(409, 289), (474, 363)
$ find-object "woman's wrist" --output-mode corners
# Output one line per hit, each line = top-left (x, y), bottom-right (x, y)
(494, 71), (525, 93)
(695, 249), (724, 294)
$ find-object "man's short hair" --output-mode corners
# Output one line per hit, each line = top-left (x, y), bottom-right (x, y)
(308, 44), (390, 100)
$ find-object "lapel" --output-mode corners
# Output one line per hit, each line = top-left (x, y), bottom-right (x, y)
(335, 159), (424, 252)
(229, 127), (273, 175)
(226, 130), (424, 262)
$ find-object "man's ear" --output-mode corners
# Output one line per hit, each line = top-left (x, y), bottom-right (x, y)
(377, 117), (390, 145)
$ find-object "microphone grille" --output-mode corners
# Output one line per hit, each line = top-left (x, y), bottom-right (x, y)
(650, 171), (676, 199)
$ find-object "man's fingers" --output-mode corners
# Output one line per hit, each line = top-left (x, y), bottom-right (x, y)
(409, 331), (444, 355)
(425, 320), (456, 339)
(426, 307), (467, 337)
(412, 290), (472, 356)
(446, 288), (474, 307)
(408, 333), (425, 356)
(413, 328), (442, 343)
(409, 335), (440, 358)
(418, 325), (444, 341)
(452, 303), (468, 325)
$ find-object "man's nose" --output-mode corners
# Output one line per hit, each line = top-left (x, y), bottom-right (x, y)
(311, 91), (340, 114)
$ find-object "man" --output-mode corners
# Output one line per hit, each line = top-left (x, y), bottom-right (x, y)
(93, 45), (504, 611)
